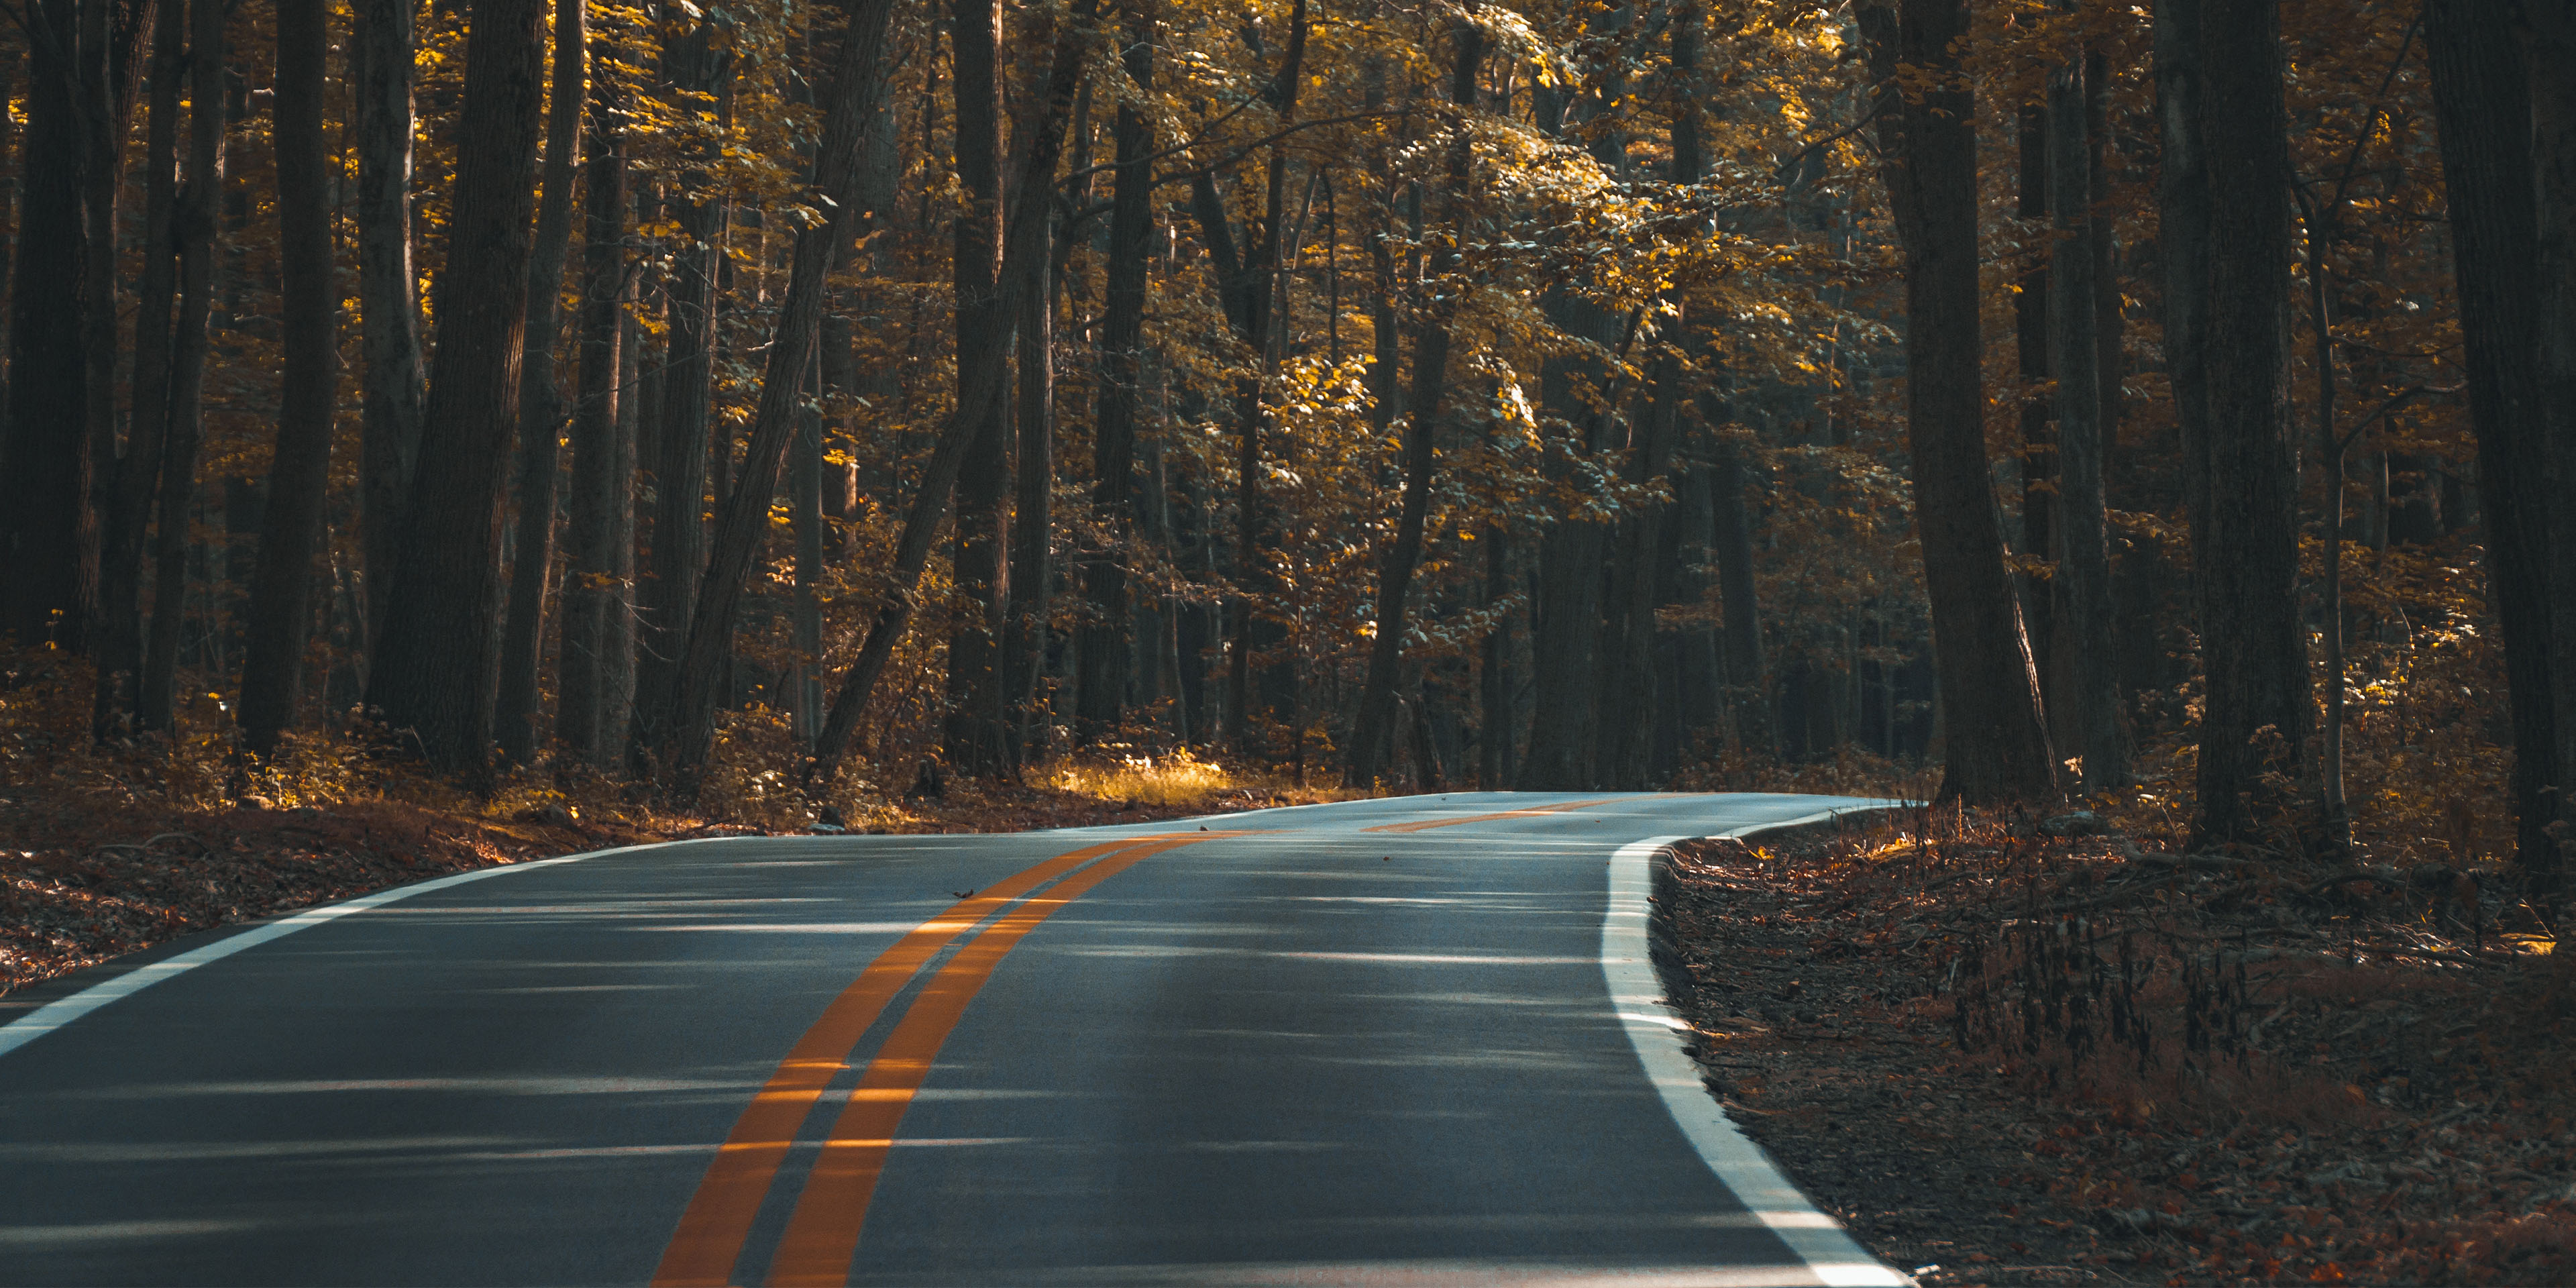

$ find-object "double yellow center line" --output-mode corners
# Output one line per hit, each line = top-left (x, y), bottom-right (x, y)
(652, 831), (1246, 1287)
(1360, 796), (1660, 833)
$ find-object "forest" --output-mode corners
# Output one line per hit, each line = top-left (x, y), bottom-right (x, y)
(0, 0), (2569, 879)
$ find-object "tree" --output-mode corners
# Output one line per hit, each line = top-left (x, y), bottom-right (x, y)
(494, 0), (588, 765)
(92, 0), (184, 735)
(0, 0), (138, 653)
(1348, 19), (1475, 790)
(2046, 40), (2126, 792)
(559, 31), (629, 767)
(655, 0), (906, 790)
(1863, 0), (2060, 805)
(366, 0), (551, 775)
(806, 0), (1093, 788)
(2521, 0), (2576, 878)
(238, 0), (345, 756)
(140, 0), (222, 733)
(354, 0), (425, 647)
(941, 0), (1010, 776)
(1075, 0), (1155, 747)
(2190, 0), (2309, 844)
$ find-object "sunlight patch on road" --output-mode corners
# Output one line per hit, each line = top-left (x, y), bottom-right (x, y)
(71, 1075), (746, 1098)
(0, 1220), (260, 1247)
(0, 1136), (522, 1163)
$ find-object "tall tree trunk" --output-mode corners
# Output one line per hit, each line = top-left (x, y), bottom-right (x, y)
(142, 0), (222, 732)
(657, 0), (906, 790)
(1705, 408), (1768, 755)
(2191, 0), (2308, 843)
(942, 0), (1010, 776)
(1516, 80), (1623, 792)
(1, 5), (96, 651)
(495, 0), (585, 765)
(1479, 525), (1514, 785)
(2156, 0), (2214, 598)
(2047, 48), (2126, 791)
(603, 299), (641, 753)
(78, 0), (142, 663)
(365, 0), (550, 777)
(559, 59), (627, 767)
(627, 25), (731, 775)
(1671, 462), (1721, 750)
(1004, 219), (1056, 767)
(239, 0), (343, 755)
(1347, 21), (1477, 789)
(806, 0), (1091, 788)
(1203, 3), (1307, 756)
(1862, 0), (2059, 804)
(0, 52), (16, 427)
(355, 0), (423, 647)
(2523, 0), (2576, 883)
(2015, 104), (2057, 725)
(1075, 7), (1154, 745)
(95, 0), (183, 735)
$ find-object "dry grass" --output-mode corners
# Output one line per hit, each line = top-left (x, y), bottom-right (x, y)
(1035, 746), (1362, 811)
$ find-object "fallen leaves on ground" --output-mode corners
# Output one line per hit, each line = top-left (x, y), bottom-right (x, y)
(1658, 814), (2576, 1287)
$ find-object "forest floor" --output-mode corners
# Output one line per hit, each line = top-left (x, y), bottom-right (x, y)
(0, 758), (1333, 1000)
(1658, 813), (2576, 1287)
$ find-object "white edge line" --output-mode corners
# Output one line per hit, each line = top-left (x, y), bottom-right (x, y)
(0, 835), (735, 1060)
(1605, 809), (1915, 1288)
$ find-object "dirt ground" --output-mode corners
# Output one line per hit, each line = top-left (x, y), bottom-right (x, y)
(1656, 815), (2576, 1287)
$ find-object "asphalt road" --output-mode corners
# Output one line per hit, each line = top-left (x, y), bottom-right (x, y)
(0, 792), (1909, 1287)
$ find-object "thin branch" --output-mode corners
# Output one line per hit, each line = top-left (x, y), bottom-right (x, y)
(1770, 93), (1892, 182)
(1148, 111), (1406, 190)
(1055, 95), (1265, 189)
(2333, 382), (2461, 458)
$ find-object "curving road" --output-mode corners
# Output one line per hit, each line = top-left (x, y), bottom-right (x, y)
(0, 792), (1909, 1287)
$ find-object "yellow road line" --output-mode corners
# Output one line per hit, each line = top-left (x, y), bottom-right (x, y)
(1360, 798), (1628, 833)
(650, 835), (1178, 1288)
(761, 833), (1233, 1287)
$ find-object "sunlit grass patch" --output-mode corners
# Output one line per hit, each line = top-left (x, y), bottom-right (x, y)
(1040, 747), (1241, 808)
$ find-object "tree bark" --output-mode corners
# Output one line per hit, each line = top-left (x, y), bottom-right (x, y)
(1004, 219), (1057, 767)
(1862, 0), (2059, 805)
(2047, 49), (2126, 790)
(78, 0), (146, 664)
(141, 0), (222, 732)
(355, 0), (424, 649)
(2156, 0), (2214, 596)
(806, 0), (1092, 788)
(1479, 523), (1514, 786)
(1348, 21), (1477, 789)
(94, 0), (183, 735)
(559, 58), (627, 767)
(1075, 1), (1155, 745)
(239, 0), (344, 755)
(1, 1), (97, 651)
(494, 0), (586, 765)
(942, 0), (1010, 776)
(658, 0), (907, 789)
(0, 52), (15, 428)
(627, 28), (732, 775)
(365, 0), (550, 777)
(2191, 0), (2308, 844)
(2015, 103), (2057, 726)
(2520, 0), (2576, 882)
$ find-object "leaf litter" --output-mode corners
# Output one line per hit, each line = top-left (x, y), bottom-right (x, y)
(1656, 809), (2576, 1287)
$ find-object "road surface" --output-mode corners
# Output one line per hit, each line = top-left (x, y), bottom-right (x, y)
(0, 792), (1909, 1286)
